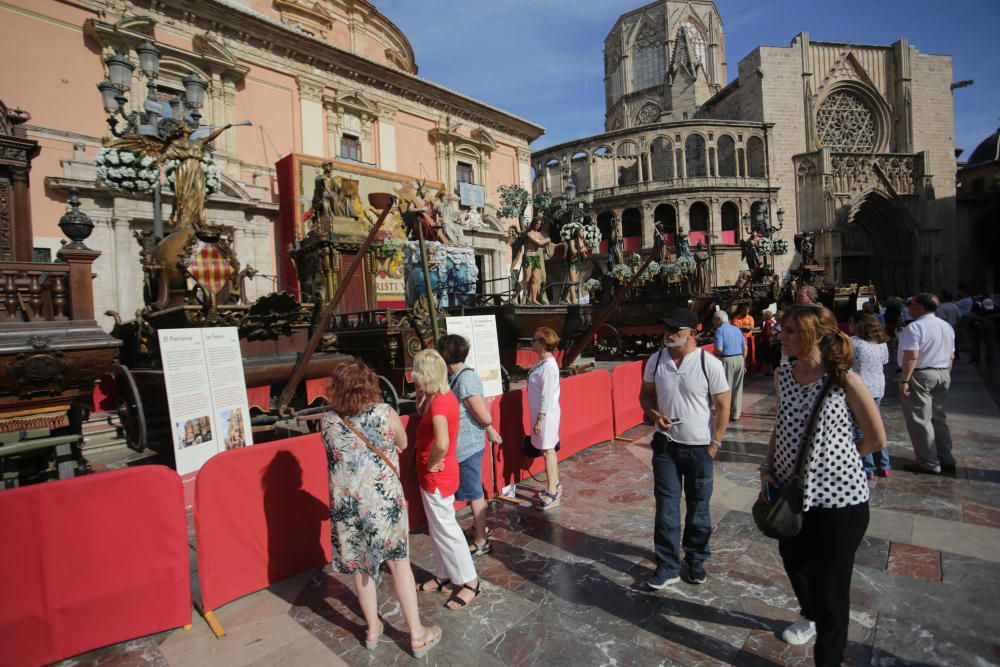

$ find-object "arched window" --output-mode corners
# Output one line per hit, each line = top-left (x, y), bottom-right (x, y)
(570, 151), (589, 194)
(655, 203), (676, 244)
(616, 141), (638, 156)
(545, 159), (562, 193)
(617, 142), (640, 186)
(685, 134), (707, 177)
(650, 137), (674, 180)
(716, 135), (737, 177)
(689, 201), (709, 246)
(682, 20), (707, 66)
(746, 137), (766, 178)
(631, 23), (664, 90)
(720, 202), (740, 245)
(597, 211), (615, 255)
(622, 208), (642, 251)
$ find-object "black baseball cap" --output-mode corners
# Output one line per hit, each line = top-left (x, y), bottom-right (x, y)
(660, 308), (700, 330)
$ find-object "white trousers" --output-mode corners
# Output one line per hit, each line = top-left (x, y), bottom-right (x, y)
(420, 488), (478, 585)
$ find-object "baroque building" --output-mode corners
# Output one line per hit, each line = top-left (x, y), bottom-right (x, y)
(532, 0), (956, 297)
(1, 0), (542, 328)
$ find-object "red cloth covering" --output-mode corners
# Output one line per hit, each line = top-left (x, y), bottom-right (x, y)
(246, 385), (271, 411)
(93, 374), (116, 412)
(611, 361), (644, 436)
(414, 393), (460, 496)
(0, 466), (190, 667)
(306, 377), (333, 406)
(195, 434), (331, 611)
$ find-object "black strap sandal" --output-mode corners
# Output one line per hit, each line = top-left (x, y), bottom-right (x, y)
(444, 581), (482, 610)
(417, 576), (451, 593)
(469, 539), (493, 558)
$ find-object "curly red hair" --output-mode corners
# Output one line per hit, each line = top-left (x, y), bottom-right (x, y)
(327, 359), (381, 417)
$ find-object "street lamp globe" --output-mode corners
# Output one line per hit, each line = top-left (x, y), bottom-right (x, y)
(583, 187), (594, 206)
(182, 72), (208, 108)
(105, 51), (134, 91)
(136, 40), (161, 79)
(97, 79), (119, 113)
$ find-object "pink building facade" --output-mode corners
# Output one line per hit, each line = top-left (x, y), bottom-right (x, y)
(0, 0), (542, 328)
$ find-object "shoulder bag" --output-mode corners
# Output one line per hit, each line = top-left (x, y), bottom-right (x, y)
(752, 372), (835, 540)
(341, 417), (400, 480)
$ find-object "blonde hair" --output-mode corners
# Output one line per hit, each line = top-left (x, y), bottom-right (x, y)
(412, 349), (449, 395)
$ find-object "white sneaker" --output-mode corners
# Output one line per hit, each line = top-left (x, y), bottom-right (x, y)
(781, 616), (816, 645)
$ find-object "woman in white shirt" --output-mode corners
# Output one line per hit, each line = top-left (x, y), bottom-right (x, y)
(849, 311), (891, 479)
(527, 326), (562, 510)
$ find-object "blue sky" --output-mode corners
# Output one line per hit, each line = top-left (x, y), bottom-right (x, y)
(377, 0), (998, 158)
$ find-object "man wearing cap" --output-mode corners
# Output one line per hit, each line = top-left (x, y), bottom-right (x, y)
(898, 293), (956, 475)
(639, 308), (731, 588)
(712, 310), (748, 421)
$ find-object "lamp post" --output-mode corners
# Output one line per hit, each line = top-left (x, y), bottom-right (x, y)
(742, 201), (785, 272)
(95, 40), (209, 240)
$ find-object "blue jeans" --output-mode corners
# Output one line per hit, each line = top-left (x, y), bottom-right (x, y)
(854, 396), (889, 475)
(651, 433), (714, 576)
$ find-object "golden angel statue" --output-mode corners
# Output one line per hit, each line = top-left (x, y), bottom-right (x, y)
(106, 119), (235, 231)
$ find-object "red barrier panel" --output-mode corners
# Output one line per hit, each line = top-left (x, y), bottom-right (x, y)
(195, 434), (331, 612)
(611, 360), (644, 436)
(0, 467), (190, 667)
(557, 370), (614, 457)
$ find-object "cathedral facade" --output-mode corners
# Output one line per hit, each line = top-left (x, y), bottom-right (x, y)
(532, 0), (956, 297)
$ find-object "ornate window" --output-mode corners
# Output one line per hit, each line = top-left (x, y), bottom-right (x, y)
(682, 20), (706, 66)
(636, 102), (660, 125)
(816, 91), (877, 152)
(631, 24), (664, 90)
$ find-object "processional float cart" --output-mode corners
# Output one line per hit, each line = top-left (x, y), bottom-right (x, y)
(0, 102), (120, 487)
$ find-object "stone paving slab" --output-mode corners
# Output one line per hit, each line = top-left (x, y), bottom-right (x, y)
(55, 360), (1000, 666)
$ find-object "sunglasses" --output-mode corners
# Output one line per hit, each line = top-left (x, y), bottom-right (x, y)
(663, 325), (690, 334)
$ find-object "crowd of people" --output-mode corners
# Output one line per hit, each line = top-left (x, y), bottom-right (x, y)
(315, 286), (989, 663)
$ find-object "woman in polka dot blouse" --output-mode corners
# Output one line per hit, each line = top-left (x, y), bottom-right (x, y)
(759, 305), (887, 667)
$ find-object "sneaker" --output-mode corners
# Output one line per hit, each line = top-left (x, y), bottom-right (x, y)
(686, 562), (707, 585)
(876, 469), (891, 478)
(781, 616), (816, 645)
(903, 462), (941, 475)
(646, 571), (681, 590)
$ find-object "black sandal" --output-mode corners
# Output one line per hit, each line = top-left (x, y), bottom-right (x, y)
(444, 581), (482, 610)
(417, 576), (450, 593)
(469, 539), (493, 558)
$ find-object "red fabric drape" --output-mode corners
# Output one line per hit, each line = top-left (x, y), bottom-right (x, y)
(0, 467), (190, 667)
(195, 434), (331, 611)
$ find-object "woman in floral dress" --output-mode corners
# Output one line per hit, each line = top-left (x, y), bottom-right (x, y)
(322, 360), (441, 658)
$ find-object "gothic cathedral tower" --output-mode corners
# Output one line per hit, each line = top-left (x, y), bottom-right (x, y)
(604, 0), (726, 131)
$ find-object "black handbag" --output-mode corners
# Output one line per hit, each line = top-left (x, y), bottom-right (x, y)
(752, 373), (835, 540)
(523, 436), (560, 458)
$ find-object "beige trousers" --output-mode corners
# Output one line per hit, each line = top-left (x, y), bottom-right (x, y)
(900, 368), (954, 470)
(721, 355), (745, 420)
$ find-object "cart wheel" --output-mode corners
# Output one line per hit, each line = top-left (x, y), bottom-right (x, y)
(594, 324), (622, 358)
(378, 375), (400, 412)
(112, 364), (147, 452)
(501, 366), (511, 394)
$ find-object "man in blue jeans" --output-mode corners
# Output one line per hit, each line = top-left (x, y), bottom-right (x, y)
(640, 308), (731, 587)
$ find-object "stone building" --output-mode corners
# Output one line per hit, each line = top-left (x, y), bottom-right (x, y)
(1, 0), (542, 328)
(532, 0), (957, 296)
(956, 128), (1000, 294)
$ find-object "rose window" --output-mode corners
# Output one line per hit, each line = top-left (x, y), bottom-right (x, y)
(816, 91), (877, 152)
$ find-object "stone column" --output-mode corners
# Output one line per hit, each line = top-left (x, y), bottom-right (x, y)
(377, 105), (398, 172)
(671, 145), (678, 180)
(323, 95), (339, 159)
(516, 146), (532, 216)
(641, 201), (654, 249)
(678, 146), (687, 179)
(678, 199), (689, 234)
(709, 198), (721, 246)
(297, 76), (326, 157)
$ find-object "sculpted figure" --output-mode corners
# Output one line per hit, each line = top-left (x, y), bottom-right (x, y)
(522, 215), (552, 305)
(563, 225), (590, 304)
(693, 242), (711, 294)
(608, 216), (625, 270)
(741, 238), (761, 272)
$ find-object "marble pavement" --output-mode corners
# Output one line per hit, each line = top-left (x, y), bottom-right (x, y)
(60, 360), (1000, 666)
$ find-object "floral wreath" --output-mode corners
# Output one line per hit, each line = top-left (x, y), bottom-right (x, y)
(164, 153), (222, 196)
(95, 147), (159, 194)
(560, 221), (602, 250)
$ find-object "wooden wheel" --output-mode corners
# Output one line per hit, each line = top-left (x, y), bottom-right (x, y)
(378, 375), (400, 412)
(595, 324), (622, 358)
(111, 364), (147, 452)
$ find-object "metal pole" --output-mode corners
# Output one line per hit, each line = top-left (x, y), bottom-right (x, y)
(152, 180), (163, 241)
(414, 213), (441, 342)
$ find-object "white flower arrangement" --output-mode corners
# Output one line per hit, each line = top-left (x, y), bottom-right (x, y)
(559, 221), (602, 250)
(611, 264), (633, 283)
(771, 238), (790, 255)
(95, 147), (159, 194)
(755, 237), (773, 256)
(584, 278), (602, 292)
(642, 260), (661, 281)
(661, 261), (681, 277)
(164, 153), (222, 196)
(674, 256), (695, 273)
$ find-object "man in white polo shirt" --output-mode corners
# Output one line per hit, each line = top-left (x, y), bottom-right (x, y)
(639, 308), (730, 589)
(898, 293), (956, 475)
